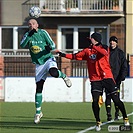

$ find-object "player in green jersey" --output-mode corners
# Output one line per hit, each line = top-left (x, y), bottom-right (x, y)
(20, 19), (72, 124)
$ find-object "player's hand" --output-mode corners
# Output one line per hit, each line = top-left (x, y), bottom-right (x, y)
(45, 45), (52, 52)
(87, 37), (93, 47)
(56, 50), (66, 57)
(28, 29), (37, 37)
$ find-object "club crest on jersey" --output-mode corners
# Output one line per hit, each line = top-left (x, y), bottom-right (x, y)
(31, 45), (42, 54)
(89, 54), (96, 60)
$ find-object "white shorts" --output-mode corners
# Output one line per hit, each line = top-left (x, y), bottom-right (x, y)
(35, 57), (57, 82)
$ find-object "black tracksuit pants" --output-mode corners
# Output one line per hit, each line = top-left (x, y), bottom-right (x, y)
(105, 84), (120, 116)
(91, 78), (127, 122)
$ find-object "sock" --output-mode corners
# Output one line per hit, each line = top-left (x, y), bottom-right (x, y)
(115, 105), (119, 114)
(92, 101), (100, 122)
(58, 70), (66, 78)
(117, 101), (127, 118)
(105, 95), (111, 115)
(111, 94), (127, 119)
(106, 105), (111, 115)
(35, 93), (42, 114)
(114, 91), (120, 115)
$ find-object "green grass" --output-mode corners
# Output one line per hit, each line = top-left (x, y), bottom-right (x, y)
(0, 102), (133, 133)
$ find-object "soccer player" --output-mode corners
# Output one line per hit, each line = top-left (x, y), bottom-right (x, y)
(56, 32), (130, 131)
(20, 19), (72, 124)
(105, 36), (128, 121)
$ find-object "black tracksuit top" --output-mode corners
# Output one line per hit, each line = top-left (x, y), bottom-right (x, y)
(109, 46), (128, 85)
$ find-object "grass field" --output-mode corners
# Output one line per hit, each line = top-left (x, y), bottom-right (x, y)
(0, 102), (133, 133)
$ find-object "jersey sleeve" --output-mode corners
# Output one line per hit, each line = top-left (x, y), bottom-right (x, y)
(20, 33), (30, 48)
(92, 45), (108, 56)
(42, 30), (55, 50)
(65, 49), (86, 60)
(118, 51), (128, 80)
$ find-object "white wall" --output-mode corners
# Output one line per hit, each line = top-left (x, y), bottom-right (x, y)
(2, 77), (133, 102)
(0, 78), (4, 100)
(4, 77), (84, 102)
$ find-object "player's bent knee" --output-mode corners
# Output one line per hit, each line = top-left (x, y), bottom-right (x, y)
(49, 67), (59, 78)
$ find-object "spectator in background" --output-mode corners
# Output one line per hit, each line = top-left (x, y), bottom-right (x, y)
(105, 36), (128, 121)
(20, 19), (72, 124)
(56, 32), (130, 131)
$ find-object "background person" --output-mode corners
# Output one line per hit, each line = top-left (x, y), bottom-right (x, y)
(56, 32), (130, 131)
(20, 19), (72, 124)
(105, 36), (128, 121)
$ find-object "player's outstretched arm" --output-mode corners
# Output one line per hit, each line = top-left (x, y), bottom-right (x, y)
(56, 50), (74, 59)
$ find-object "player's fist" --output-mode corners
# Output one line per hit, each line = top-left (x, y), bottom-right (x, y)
(45, 45), (52, 52)
(56, 51), (66, 57)
(28, 29), (37, 37)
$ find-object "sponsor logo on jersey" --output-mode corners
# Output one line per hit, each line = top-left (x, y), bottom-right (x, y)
(31, 45), (42, 54)
(89, 54), (97, 60)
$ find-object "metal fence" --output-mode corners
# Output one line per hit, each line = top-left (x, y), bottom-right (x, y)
(0, 49), (88, 77)
(40, 0), (123, 11)
(0, 49), (132, 77)
(22, 0), (124, 19)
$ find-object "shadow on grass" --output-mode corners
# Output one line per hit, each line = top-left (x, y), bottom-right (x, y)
(0, 116), (96, 131)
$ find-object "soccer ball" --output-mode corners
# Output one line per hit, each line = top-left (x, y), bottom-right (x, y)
(29, 6), (41, 18)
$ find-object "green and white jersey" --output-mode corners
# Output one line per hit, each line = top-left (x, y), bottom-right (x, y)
(20, 29), (55, 65)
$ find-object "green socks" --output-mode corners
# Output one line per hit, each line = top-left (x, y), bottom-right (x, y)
(58, 70), (66, 78)
(35, 93), (42, 114)
(35, 71), (66, 114)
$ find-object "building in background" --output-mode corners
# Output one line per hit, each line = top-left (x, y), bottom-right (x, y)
(0, 0), (133, 77)
(0, 0), (127, 51)
(0, 0), (1, 25)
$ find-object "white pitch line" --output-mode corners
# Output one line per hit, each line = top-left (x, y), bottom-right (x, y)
(77, 112), (133, 133)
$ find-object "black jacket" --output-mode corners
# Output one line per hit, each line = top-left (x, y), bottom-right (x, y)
(109, 46), (128, 85)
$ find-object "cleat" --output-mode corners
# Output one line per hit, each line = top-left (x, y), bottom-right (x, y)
(124, 118), (130, 126)
(63, 76), (72, 87)
(114, 116), (119, 121)
(34, 112), (43, 124)
(107, 114), (112, 121)
(95, 121), (102, 131)
(114, 112), (119, 121)
(107, 116), (112, 121)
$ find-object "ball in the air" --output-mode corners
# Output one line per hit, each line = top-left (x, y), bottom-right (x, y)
(29, 6), (41, 18)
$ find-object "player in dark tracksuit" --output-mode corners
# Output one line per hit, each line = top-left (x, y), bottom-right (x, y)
(105, 36), (128, 121)
(56, 32), (130, 131)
